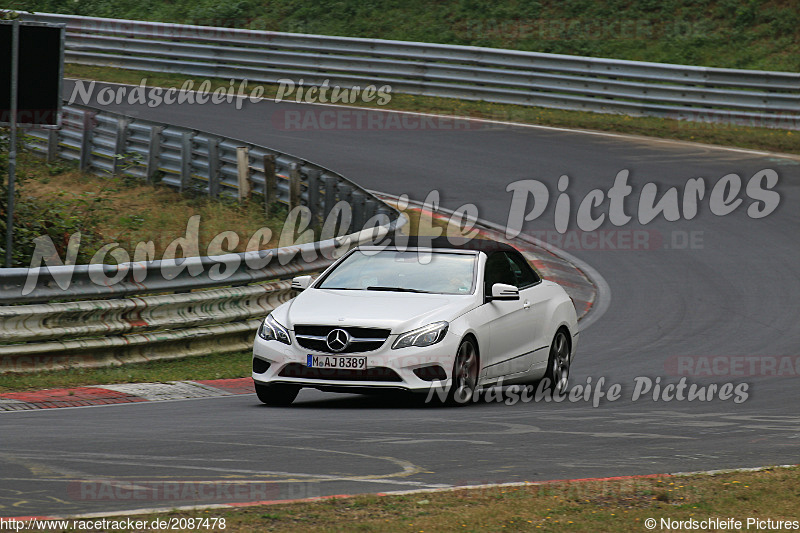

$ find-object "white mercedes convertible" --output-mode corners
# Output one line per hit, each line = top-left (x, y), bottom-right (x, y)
(252, 239), (578, 405)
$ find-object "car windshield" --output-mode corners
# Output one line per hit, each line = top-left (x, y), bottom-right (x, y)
(317, 250), (476, 295)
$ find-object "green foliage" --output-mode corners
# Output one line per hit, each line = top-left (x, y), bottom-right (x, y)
(0, 130), (112, 266)
(116, 213), (145, 231)
(10, 0), (800, 70)
(108, 152), (145, 188)
(8, 186), (114, 266)
(45, 159), (75, 176)
(0, 9), (21, 20)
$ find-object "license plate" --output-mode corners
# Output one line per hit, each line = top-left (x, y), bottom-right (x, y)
(307, 355), (367, 369)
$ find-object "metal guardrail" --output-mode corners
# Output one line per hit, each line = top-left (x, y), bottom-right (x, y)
(0, 223), (403, 371)
(24, 104), (390, 219)
(17, 12), (800, 129)
(0, 282), (293, 370)
(1, 103), (404, 371)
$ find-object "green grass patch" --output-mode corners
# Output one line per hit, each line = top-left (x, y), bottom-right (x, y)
(0, 351), (252, 393)
(66, 466), (800, 532)
(65, 64), (800, 156)
(1, 147), (288, 265)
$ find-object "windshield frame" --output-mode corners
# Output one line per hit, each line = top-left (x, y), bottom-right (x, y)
(313, 247), (480, 296)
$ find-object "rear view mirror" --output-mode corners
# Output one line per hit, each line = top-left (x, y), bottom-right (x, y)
(489, 283), (519, 301)
(291, 275), (313, 291)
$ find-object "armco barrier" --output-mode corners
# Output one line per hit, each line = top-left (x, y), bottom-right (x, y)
(1, 102), (405, 370)
(24, 105), (390, 221)
(16, 11), (800, 129)
(0, 222), (405, 371)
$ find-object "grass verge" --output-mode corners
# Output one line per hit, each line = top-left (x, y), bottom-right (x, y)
(65, 64), (800, 156)
(0, 351), (252, 393)
(43, 466), (800, 532)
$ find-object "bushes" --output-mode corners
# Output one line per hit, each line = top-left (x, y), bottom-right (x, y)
(0, 130), (110, 266)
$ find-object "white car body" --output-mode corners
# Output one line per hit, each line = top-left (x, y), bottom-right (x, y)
(252, 241), (578, 404)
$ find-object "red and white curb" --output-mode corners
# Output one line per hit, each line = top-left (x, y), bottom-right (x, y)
(1, 465), (795, 522)
(0, 378), (254, 412)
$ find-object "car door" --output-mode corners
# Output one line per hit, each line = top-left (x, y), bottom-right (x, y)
(505, 251), (549, 373)
(478, 252), (532, 380)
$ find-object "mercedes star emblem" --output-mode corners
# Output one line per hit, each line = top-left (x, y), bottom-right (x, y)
(326, 328), (351, 352)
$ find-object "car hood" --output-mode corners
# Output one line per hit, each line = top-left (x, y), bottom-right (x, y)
(281, 289), (476, 333)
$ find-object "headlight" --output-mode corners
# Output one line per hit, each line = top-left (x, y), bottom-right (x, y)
(392, 321), (449, 349)
(258, 314), (292, 345)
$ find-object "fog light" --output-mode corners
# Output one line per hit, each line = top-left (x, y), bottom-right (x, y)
(253, 358), (271, 374)
(413, 365), (447, 381)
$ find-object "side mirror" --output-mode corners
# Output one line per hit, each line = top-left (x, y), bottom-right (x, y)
(489, 283), (519, 301)
(291, 275), (313, 291)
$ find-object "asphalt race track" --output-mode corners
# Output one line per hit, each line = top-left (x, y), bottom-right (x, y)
(1, 81), (798, 517)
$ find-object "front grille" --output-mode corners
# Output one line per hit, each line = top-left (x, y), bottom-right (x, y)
(293, 325), (391, 354)
(279, 363), (402, 382)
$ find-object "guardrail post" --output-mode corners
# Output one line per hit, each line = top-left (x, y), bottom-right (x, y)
(180, 131), (194, 193)
(289, 162), (302, 210)
(339, 184), (353, 232)
(351, 191), (366, 232)
(364, 196), (377, 224)
(207, 137), (221, 198)
(46, 129), (59, 162)
(307, 168), (321, 220)
(338, 183), (352, 204)
(78, 110), (94, 172)
(112, 117), (130, 176)
(146, 125), (163, 184)
(263, 154), (277, 215)
(236, 146), (251, 203)
(323, 174), (337, 220)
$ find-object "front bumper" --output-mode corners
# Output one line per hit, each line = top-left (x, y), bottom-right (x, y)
(252, 330), (461, 393)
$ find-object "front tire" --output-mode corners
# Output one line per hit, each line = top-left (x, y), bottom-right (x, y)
(255, 383), (299, 406)
(447, 338), (479, 406)
(543, 329), (571, 396)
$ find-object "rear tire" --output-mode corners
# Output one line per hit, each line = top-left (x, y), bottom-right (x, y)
(255, 383), (299, 406)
